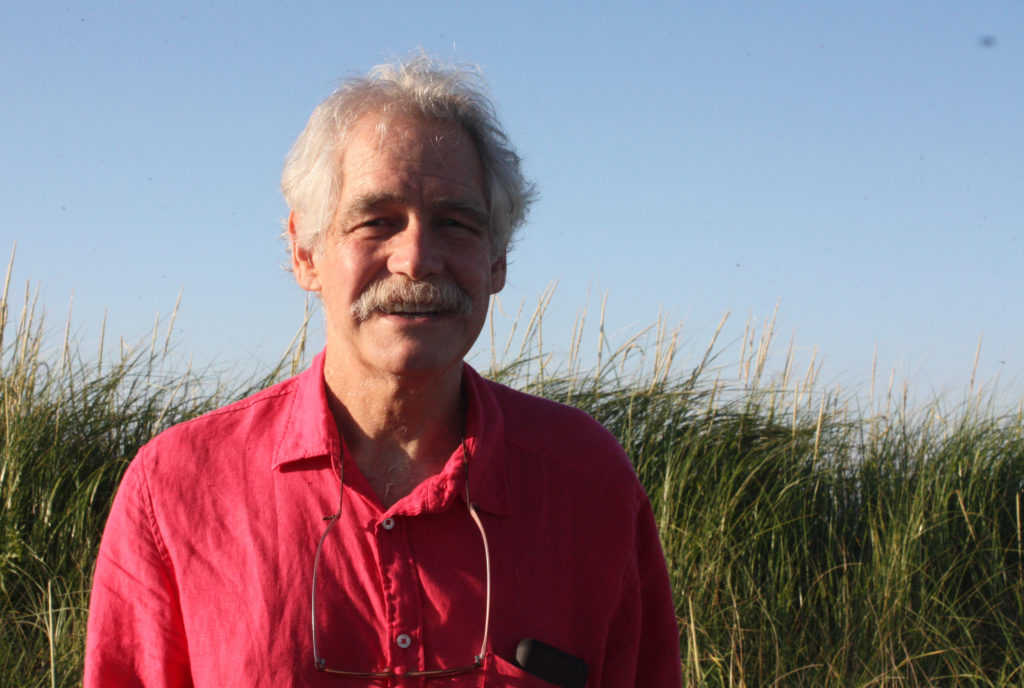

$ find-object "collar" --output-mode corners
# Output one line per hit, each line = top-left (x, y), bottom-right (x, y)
(270, 351), (511, 517)
(270, 350), (341, 470)
(456, 362), (512, 516)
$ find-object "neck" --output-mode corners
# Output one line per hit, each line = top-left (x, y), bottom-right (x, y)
(322, 357), (464, 508)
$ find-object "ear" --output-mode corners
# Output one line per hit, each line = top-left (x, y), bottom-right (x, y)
(288, 211), (322, 292)
(489, 248), (507, 294)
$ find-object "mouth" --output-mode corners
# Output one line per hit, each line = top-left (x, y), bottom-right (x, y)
(380, 301), (449, 317)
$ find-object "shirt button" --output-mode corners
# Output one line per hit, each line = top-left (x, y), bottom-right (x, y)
(396, 633), (412, 649)
(381, 517), (395, 531)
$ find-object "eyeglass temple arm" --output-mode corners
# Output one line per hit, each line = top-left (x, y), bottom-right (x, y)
(464, 456), (491, 666)
(312, 455), (490, 670)
(311, 472), (345, 669)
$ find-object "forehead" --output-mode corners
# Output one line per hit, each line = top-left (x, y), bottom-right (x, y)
(338, 113), (485, 200)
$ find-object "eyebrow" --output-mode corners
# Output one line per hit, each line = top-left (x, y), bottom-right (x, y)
(344, 192), (489, 227)
(433, 197), (489, 228)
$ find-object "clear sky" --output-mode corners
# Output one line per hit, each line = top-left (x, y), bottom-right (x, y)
(3, 1), (1021, 406)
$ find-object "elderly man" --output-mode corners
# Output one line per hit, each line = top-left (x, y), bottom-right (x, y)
(85, 57), (682, 687)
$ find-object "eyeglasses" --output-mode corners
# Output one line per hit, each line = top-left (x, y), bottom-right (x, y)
(311, 450), (492, 679)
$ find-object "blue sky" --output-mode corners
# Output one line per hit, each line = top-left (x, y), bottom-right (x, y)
(2, 1), (1021, 404)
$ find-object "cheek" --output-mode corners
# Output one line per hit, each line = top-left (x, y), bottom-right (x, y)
(327, 250), (382, 293)
(461, 264), (497, 297)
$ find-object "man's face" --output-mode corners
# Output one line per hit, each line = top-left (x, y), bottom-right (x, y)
(289, 113), (505, 383)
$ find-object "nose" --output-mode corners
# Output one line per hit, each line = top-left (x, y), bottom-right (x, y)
(386, 215), (443, 281)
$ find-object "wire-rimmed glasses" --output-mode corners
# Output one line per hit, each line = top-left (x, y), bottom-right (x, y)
(311, 454), (492, 679)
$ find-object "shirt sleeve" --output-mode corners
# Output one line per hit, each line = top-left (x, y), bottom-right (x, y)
(602, 490), (683, 687)
(84, 457), (194, 688)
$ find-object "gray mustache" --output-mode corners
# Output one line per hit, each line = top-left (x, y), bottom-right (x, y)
(349, 279), (474, 321)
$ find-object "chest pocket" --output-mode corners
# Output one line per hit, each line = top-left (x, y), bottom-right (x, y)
(420, 653), (559, 687)
(479, 652), (563, 687)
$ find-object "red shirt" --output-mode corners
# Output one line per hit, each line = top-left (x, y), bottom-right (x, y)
(85, 352), (682, 687)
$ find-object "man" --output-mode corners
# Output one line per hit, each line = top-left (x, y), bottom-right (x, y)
(85, 56), (682, 687)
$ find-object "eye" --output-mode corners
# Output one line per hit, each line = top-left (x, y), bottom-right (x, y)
(352, 217), (396, 236)
(438, 216), (482, 235)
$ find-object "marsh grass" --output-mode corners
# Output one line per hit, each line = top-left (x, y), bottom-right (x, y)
(488, 294), (1024, 686)
(0, 253), (306, 687)
(2, 265), (1023, 686)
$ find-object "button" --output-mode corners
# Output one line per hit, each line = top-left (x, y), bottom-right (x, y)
(396, 633), (412, 649)
(381, 517), (395, 531)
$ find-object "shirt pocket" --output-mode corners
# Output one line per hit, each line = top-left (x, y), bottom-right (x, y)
(479, 652), (561, 687)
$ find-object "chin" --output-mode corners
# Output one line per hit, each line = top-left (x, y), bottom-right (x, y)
(374, 349), (464, 379)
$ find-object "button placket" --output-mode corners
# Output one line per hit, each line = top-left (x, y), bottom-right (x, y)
(376, 514), (424, 672)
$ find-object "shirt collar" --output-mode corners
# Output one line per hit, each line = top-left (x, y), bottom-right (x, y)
(270, 351), (511, 516)
(458, 362), (511, 516)
(270, 350), (340, 470)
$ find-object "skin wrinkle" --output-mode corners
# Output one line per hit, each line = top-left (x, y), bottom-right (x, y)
(327, 118), (489, 343)
(337, 191), (488, 236)
(338, 180), (486, 322)
(366, 115), (493, 249)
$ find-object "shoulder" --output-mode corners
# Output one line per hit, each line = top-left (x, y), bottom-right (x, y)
(119, 371), (314, 528)
(128, 371), (313, 495)
(485, 379), (618, 447)
(482, 377), (643, 503)
(143, 374), (300, 457)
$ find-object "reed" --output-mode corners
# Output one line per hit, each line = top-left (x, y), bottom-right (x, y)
(2, 270), (1022, 686)
(491, 295), (1024, 687)
(0, 257), (291, 686)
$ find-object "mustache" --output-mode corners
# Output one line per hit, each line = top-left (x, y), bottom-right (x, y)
(349, 278), (474, 321)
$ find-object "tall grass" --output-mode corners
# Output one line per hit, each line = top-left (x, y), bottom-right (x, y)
(2, 265), (1023, 686)
(489, 295), (1024, 686)
(0, 255), (304, 687)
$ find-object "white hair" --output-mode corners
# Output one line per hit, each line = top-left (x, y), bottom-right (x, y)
(281, 55), (536, 256)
